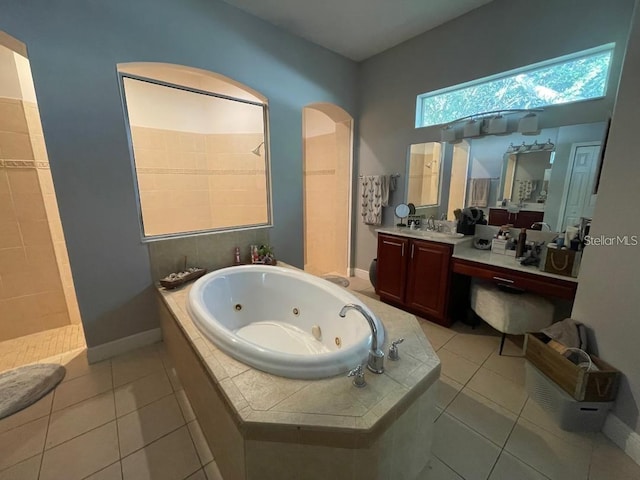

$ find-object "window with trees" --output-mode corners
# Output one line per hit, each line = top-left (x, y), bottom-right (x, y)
(416, 44), (614, 128)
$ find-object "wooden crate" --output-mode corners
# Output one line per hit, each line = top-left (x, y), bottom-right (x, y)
(524, 332), (619, 402)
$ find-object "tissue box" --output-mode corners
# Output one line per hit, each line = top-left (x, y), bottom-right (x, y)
(491, 238), (508, 254)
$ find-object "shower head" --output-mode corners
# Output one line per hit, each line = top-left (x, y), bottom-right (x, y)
(251, 141), (265, 156)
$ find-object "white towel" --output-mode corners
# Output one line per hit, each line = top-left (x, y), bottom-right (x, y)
(361, 175), (386, 225)
(469, 178), (491, 207)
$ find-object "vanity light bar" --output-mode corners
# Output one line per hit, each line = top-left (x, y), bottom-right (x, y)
(440, 108), (544, 143)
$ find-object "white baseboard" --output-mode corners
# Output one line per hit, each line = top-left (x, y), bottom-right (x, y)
(353, 268), (369, 280)
(87, 328), (162, 364)
(603, 412), (640, 466)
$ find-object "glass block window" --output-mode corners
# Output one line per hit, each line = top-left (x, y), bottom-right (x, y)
(416, 44), (614, 128)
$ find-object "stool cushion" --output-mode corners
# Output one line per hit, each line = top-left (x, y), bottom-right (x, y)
(470, 280), (555, 335)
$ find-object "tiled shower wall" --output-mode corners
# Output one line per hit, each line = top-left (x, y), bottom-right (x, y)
(303, 122), (350, 277)
(130, 126), (268, 236)
(0, 97), (80, 341)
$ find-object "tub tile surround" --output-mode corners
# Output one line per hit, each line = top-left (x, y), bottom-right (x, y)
(158, 280), (440, 479)
(159, 284), (439, 431)
(147, 228), (270, 282)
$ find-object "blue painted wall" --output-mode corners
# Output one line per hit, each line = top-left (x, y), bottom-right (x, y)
(0, 0), (358, 346)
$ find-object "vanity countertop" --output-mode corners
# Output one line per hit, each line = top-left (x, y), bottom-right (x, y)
(452, 243), (578, 283)
(376, 227), (474, 246)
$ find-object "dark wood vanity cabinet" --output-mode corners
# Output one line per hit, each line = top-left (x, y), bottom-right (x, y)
(377, 234), (453, 325)
(488, 208), (544, 228)
(376, 234), (409, 303)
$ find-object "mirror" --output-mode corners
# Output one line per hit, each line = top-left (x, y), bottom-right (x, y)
(430, 121), (606, 231)
(395, 203), (410, 226)
(406, 142), (442, 207)
(500, 149), (554, 207)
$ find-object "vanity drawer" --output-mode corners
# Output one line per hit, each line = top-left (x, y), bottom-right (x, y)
(452, 259), (576, 299)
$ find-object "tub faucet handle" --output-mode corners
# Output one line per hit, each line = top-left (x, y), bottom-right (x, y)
(348, 365), (367, 388)
(388, 338), (404, 361)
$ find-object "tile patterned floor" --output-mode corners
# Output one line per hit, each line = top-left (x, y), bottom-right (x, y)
(0, 324), (86, 374)
(0, 343), (222, 480)
(348, 276), (640, 480)
(0, 276), (638, 480)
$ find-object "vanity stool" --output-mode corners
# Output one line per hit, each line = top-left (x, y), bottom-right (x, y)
(470, 279), (555, 355)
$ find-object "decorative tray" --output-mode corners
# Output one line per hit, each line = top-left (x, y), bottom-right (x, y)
(159, 267), (207, 289)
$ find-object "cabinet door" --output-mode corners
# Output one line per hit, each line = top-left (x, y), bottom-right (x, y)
(376, 234), (409, 303)
(514, 210), (544, 229)
(405, 239), (452, 321)
(488, 208), (510, 226)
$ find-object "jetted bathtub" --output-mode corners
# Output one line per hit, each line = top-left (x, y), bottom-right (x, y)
(187, 265), (385, 379)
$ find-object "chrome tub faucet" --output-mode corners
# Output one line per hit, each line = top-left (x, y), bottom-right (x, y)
(339, 304), (384, 374)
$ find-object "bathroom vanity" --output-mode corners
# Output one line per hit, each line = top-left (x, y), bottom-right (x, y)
(376, 229), (469, 326)
(375, 228), (578, 327)
(157, 279), (440, 480)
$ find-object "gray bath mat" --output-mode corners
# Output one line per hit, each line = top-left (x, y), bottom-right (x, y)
(0, 364), (66, 420)
(322, 275), (350, 287)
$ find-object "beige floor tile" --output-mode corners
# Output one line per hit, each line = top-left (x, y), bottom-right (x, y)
(432, 413), (501, 480)
(436, 375), (463, 410)
(0, 454), (41, 480)
(446, 388), (517, 447)
(346, 276), (373, 291)
(466, 367), (527, 414)
(589, 434), (640, 480)
(117, 394), (185, 457)
(489, 451), (550, 480)
(441, 333), (499, 365)
(114, 370), (173, 417)
(52, 366), (113, 411)
(0, 391), (52, 434)
(40, 421), (119, 480)
(121, 426), (201, 480)
(175, 389), (196, 423)
(185, 470), (207, 480)
(437, 349), (481, 385)
(111, 345), (164, 388)
(187, 420), (214, 466)
(46, 390), (115, 449)
(419, 319), (456, 351)
(482, 351), (526, 385)
(519, 398), (595, 450)
(505, 417), (591, 480)
(84, 462), (123, 480)
(418, 455), (463, 479)
(203, 461), (223, 480)
(59, 349), (110, 383)
(0, 417), (48, 471)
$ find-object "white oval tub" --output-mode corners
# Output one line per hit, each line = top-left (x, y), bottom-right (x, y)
(186, 265), (385, 379)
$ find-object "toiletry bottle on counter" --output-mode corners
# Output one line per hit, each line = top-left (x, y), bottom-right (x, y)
(233, 246), (241, 265)
(516, 228), (527, 258)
